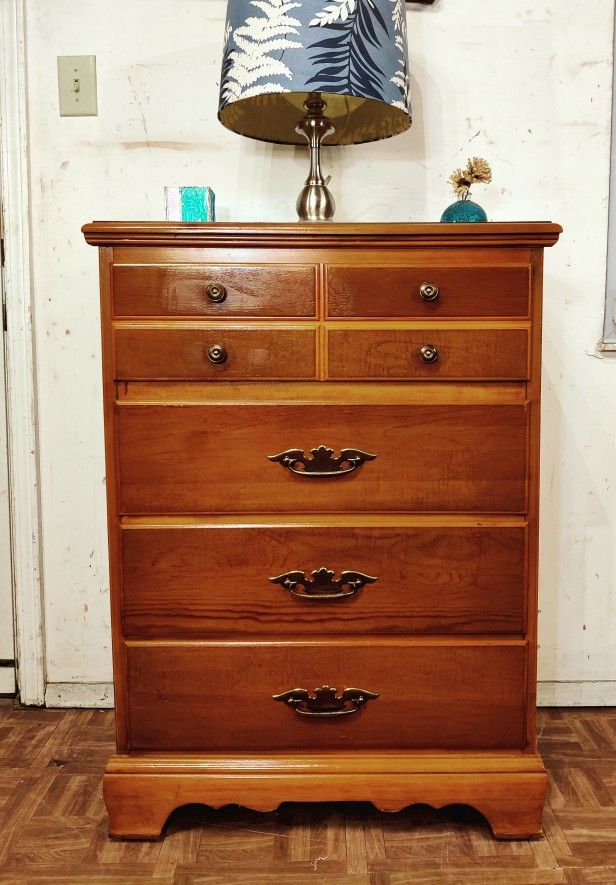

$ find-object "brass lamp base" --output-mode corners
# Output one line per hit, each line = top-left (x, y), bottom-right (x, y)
(295, 94), (336, 222)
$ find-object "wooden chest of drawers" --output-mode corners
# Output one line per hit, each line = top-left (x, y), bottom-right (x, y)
(83, 221), (561, 841)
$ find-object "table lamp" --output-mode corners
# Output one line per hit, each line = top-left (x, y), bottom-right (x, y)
(218, 0), (412, 221)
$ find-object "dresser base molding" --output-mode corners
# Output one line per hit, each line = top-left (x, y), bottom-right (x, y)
(103, 752), (547, 841)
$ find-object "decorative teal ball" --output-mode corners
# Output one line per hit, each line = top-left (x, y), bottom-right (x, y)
(440, 200), (488, 223)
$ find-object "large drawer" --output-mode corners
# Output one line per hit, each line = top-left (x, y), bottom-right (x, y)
(114, 323), (317, 381)
(117, 401), (529, 514)
(121, 519), (527, 637)
(326, 264), (530, 318)
(327, 326), (529, 381)
(125, 639), (528, 751)
(113, 263), (317, 317)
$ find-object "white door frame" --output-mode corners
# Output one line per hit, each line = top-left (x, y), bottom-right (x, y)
(0, 0), (45, 705)
(0, 257), (15, 694)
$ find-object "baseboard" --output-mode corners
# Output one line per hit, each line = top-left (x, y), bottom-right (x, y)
(0, 665), (16, 695)
(537, 680), (616, 706)
(42, 681), (616, 709)
(44, 682), (114, 708)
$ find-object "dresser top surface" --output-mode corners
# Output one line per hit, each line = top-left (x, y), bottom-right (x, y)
(82, 221), (562, 249)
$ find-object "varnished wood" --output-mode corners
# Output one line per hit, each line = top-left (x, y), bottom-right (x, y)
(122, 513), (529, 526)
(84, 221), (561, 844)
(105, 750), (549, 777)
(114, 323), (318, 381)
(125, 640), (528, 751)
(82, 220), (563, 248)
(113, 321), (530, 382)
(326, 326), (530, 380)
(116, 401), (529, 514)
(121, 521), (527, 636)
(104, 768), (547, 842)
(113, 262), (317, 317)
(326, 264), (531, 317)
(118, 379), (529, 405)
(3, 704), (616, 881)
(98, 248), (129, 753)
(525, 249), (546, 752)
(111, 244), (535, 272)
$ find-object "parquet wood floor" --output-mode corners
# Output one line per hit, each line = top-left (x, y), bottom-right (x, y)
(0, 704), (615, 884)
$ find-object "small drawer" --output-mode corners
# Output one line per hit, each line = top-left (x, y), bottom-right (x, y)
(117, 400), (529, 514)
(114, 323), (317, 381)
(113, 264), (317, 317)
(126, 639), (528, 751)
(121, 521), (527, 637)
(327, 327), (530, 381)
(327, 265), (530, 318)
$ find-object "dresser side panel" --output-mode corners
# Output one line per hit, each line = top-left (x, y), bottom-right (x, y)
(99, 247), (128, 752)
(525, 248), (546, 751)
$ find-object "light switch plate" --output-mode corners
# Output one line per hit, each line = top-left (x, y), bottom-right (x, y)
(57, 55), (97, 116)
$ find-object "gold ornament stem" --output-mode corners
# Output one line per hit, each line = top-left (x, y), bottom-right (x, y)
(295, 94), (336, 222)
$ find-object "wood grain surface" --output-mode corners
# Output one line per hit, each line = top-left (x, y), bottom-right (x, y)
(125, 639), (528, 752)
(117, 380), (528, 405)
(81, 220), (563, 249)
(120, 519), (527, 636)
(113, 263), (317, 317)
(326, 326), (530, 380)
(114, 324), (318, 381)
(116, 401), (529, 514)
(326, 264), (531, 317)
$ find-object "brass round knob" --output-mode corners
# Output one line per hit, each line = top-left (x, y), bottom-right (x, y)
(420, 344), (439, 364)
(207, 344), (228, 364)
(206, 282), (227, 303)
(419, 282), (439, 302)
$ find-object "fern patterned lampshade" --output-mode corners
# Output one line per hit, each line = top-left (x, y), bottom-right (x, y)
(219, 0), (411, 145)
(218, 0), (412, 220)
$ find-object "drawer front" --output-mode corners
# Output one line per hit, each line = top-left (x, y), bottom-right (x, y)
(327, 265), (530, 318)
(114, 325), (317, 381)
(126, 640), (527, 751)
(113, 264), (317, 317)
(327, 328), (529, 381)
(117, 402), (529, 514)
(121, 523), (527, 637)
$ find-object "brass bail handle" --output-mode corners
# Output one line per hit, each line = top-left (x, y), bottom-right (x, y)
(270, 568), (378, 601)
(268, 446), (377, 478)
(273, 685), (379, 717)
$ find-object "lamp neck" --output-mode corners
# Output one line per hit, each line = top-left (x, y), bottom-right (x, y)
(295, 95), (336, 186)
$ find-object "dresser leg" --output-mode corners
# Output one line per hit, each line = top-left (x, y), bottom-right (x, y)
(470, 776), (548, 840)
(104, 775), (171, 840)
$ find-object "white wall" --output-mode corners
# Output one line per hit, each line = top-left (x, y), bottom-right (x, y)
(22, 0), (616, 705)
(604, 7), (616, 346)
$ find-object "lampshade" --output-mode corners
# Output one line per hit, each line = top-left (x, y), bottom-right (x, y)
(218, 0), (412, 146)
